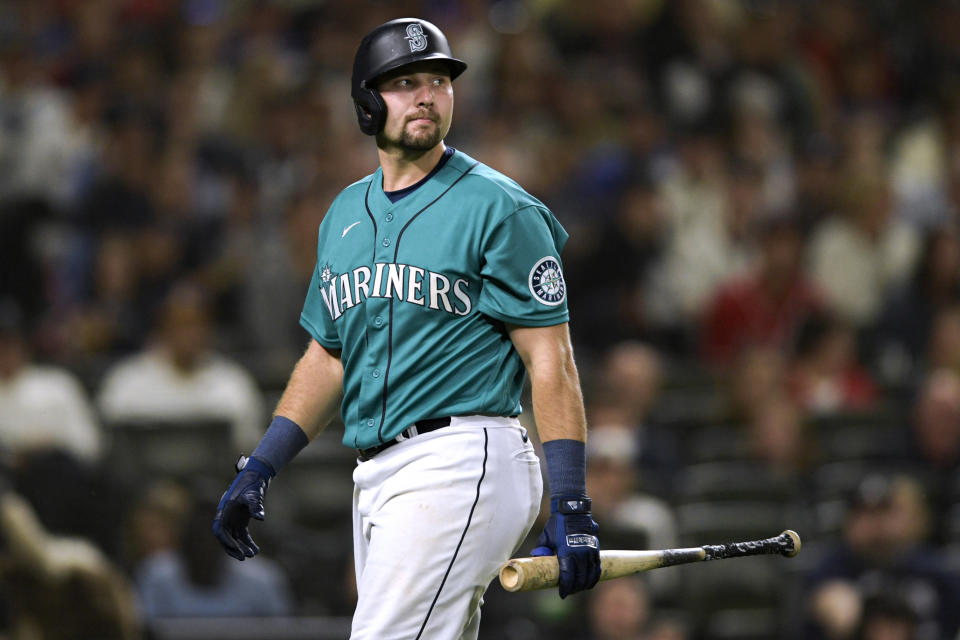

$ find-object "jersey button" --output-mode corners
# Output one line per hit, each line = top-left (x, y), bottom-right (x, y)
(366, 418), (375, 427)
(374, 316), (384, 327)
(385, 213), (394, 222)
(372, 369), (380, 378)
(382, 238), (391, 247)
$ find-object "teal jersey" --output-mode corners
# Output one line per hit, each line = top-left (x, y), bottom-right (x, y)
(300, 150), (569, 450)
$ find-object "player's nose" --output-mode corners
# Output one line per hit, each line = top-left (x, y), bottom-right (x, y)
(414, 83), (435, 106)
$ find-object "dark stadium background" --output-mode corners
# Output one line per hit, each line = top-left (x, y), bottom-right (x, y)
(0, 1), (958, 638)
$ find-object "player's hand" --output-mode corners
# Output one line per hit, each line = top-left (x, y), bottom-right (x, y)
(531, 494), (601, 598)
(212, 455), (274, 561)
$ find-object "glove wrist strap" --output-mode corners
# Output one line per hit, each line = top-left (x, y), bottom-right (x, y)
(237, 455), (276, 479)
(555, 496), (592, 514)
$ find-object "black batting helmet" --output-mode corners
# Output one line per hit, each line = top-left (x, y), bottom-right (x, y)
(351, 18), (467, 136)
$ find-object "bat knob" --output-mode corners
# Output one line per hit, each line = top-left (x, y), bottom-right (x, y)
(780, 530), (802, 557)
(500, 564), (522, 592)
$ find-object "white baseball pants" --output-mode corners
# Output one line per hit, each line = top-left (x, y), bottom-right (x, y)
(350, 416), (543, 639)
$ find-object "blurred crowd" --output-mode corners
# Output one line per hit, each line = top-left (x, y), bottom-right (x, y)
(2, 0), (960, 638)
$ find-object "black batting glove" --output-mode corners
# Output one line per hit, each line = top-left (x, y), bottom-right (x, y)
(531, 495), (601, 598)
(212, 455), (274, 561)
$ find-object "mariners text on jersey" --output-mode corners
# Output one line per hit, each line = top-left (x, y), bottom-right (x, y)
(317, 262), (472, 320)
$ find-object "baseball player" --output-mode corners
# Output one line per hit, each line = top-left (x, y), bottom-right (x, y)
(213, 18), (601, 639)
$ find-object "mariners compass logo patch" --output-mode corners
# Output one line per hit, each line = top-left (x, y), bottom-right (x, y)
(529, 257), (566, 306)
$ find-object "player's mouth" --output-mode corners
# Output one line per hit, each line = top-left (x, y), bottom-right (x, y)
(407, 112), (438, 125)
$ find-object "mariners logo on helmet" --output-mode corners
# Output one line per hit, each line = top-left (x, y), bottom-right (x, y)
(529, 257), (566, 306)
(405, 23), (428, 52)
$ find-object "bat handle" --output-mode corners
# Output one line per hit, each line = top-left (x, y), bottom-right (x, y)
(702, 530), (801, 560)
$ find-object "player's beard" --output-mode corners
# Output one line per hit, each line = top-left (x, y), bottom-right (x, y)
(379, 112), (448, 154)
(399, 122), (443, 150)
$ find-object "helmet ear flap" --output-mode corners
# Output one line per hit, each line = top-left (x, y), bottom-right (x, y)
(354, 83), (386, 136)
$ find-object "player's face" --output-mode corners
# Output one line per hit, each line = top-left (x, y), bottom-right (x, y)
(376, 61), (453, 152)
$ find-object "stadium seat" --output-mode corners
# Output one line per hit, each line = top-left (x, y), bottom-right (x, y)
(106, 418), (232, 482)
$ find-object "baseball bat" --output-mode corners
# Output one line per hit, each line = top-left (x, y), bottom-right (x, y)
(499, 529), (801, 592)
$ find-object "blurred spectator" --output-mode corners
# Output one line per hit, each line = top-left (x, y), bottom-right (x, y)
(0, 489), (141, 639)
(0, 40), (99, 205)
(910, 368), (960, 473)
(77, 112), (157, 232)
(0, 198), (51, 323)
(642, 618), (689, 640)
(874, 225), (960, 383)
(726, 5), (815, 138)
(787, 313), (878, 415)
(566, 171), (666, 352)
(728, 100), (795, 214)
(590, 341), (664, 427)
(97, 282), (264, 451)
(644, 133), (732, 325)
(890, 84), (960, 231)
(907, 368), (960, 543)
(839, 110), (890, 182)
(807, 172), (920, 327)
(585, 425), (678, 599)
(65, 232), (147, 359)
(641, 0), (733, 133)
(10, 448), (131, 565)
(809, 580), (863, 640)
(588, 342), (678, 495)
(581, 576), (650, 640)
(580, 574), (690, 639)
(134, 487), (294, 619)
(926, 304), (960, 374)
(122, 480), (192, 569)
(745, 392), (813, 474)
(805, 474), (960, 640)
(646, 148), (761, 343)
(855, 592), (920, 640)
(715, 344), (789, 426)
(702, 215), (823, 366)
(240, 188), (330, 376)
(0, 299), (103, 462)
(793, 134), (841, 235)
(196, 171), (261, 333)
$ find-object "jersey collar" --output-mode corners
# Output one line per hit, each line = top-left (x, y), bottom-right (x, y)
(370, 149), (474, 212)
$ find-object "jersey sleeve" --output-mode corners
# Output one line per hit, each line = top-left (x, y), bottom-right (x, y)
(300, 261), (342, 349)
(477, 205), (571, 327)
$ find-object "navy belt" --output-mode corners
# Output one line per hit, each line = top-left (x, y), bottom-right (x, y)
(357, 417), (451, 461)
